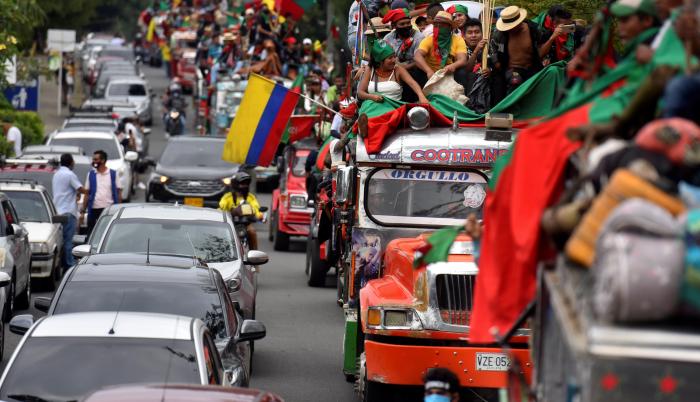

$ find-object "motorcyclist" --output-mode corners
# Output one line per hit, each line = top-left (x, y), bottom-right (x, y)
(219, 172), (263, 250)
(163, 109), (186, 136)
(163, 82), (187, 115)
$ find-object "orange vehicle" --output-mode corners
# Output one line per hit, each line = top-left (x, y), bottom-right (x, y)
(358, 233), (532, 401)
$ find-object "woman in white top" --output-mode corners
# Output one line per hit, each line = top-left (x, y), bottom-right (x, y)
(358, 39), (430, 104)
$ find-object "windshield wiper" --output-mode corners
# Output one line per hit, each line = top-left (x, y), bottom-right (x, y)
(6, 394), (53, 402)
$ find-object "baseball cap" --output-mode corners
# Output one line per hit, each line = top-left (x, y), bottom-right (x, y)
(610, 0), (656, 17)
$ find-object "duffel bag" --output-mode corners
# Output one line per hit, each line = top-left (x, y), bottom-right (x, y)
(592, 198), (684, 323)
(565, 169), (685, 267)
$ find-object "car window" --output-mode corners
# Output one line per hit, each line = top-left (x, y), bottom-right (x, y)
(107, 83), (146, 97)
(3, 191), (50, 223)
(88, 214), (112, 252)
(48, 137), (121, 159)
(102, 219), (237, 262)
(291, 153), (308, 177)
(159, 140), (234, 168)
(2, 200), (19, 226)
(0, 337), (200, 401)
(54, 281), (228, 338)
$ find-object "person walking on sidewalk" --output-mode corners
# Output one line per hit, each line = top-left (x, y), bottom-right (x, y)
(2, 121), (22, 157)
(81, 150), (121, 235)
(52, 154), (88, 272)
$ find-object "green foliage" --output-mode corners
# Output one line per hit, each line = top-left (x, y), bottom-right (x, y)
(0, 110), (45, 147)
(0, 94), (11, 110)
(36, 0), (150, 39)
(507, 0), (604, 24)
(0, 0), (45, 87)
(0, 135), (13, 158)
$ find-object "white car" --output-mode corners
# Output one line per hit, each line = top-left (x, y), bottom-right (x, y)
(2, 312), (248, 401)
(46, 130), (139, 201)
(103, 76), (154, 125)
(0, 181), (63, 286)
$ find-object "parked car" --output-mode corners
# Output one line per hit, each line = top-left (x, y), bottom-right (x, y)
(0, 156), (92, 197)
(46, 130), (139, 201)
(0, 180), (64, 287)
(73, 204), (268, 320)
(62, 116), (118, 131)
(146, 136), (239, 207)
(21, 145), (85, 158)
(269, 140), (317, 251)
(82, 99), (140, 123)
(32, 253), (266, 385)
(0, 312), (262, 401)
(0, 193), (31, 322)
(83, 384), (284, 402)
(103, 76), (154, 125)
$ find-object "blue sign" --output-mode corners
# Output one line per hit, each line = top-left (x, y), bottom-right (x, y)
(3, 80), (39, 111)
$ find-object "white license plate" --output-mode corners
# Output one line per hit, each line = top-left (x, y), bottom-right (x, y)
(475, 352), (511, 371)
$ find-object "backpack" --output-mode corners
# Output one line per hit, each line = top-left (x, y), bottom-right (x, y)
(592, 198), (685, 323)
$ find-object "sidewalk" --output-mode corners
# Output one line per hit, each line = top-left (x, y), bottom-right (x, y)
(38, 70), (84, 135)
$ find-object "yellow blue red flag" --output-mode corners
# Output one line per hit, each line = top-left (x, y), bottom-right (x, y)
(222, 74), (300, 166)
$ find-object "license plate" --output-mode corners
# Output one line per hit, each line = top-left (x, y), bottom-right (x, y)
(475, 352), (511, 371)
(184, 197), (204, 207)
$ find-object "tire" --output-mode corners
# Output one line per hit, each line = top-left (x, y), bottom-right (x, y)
(272, 213), (289, 251)
(267, 210), (275, 242)
(46, 252), (59, 291)
(358, 352), (390, 402)
(16, 268), (31, 311)
(2, 273), (15, 323)
(307, 237), (329, 287)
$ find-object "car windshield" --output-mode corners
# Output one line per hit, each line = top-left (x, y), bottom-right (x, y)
(54, 282), (227, 338)
(49, 137), (120, 159)
(0, 337), (200, 402)
(4, 191), (49, 222)
(366, 169), (489, 226)
(107, 83), (146, 97)
(102, 219), (237, 262)
(159, 140), (233, 169)
(291, 152), (309, 177)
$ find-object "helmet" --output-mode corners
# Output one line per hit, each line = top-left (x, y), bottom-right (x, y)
(168, 82), (183, 95)
(232, 171), (251, 185)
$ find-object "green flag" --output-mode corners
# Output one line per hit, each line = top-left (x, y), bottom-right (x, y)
(414, 226), (463, 267)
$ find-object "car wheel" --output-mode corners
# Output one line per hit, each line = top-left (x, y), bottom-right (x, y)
(16, 267), (31, 310)
(268, 211), (275, 242)
(2, 272), (15, 323)
(358, 352), (389, 402)
(272, 214), (289, 251)
(46, 252), (59, 291)
(307, 237), (329, 287)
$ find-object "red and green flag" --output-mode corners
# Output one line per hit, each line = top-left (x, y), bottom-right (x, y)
(282, 115), (318, 144)
(468, 25), (693, 343)
(275, 0), (315, 19)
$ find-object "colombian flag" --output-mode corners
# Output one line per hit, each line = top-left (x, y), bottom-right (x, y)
(222, 74), (300, 166)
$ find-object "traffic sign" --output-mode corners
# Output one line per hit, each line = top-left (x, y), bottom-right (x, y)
(3, 79), (40, 111)
(47, 29), (76, 52)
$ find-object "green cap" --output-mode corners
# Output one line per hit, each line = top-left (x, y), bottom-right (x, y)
(370, 39), (395, 63)
(610, 0), (656, 17)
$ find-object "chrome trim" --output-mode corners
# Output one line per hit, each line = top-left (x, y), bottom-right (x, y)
(192, 318), (208, 385)
(423, 262), (478, 333)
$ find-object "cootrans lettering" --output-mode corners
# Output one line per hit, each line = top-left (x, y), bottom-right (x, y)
(411, 148), (507, 164)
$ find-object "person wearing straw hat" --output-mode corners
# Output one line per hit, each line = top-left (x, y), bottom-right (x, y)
(491, 5), (544, 97)
(365, 16), (393, 40)
(382, 8), (425, 68)
(414, 11), (468, 80)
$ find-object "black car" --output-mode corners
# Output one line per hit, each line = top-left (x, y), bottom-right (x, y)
(30, 253), (263, 386)
(146, 136), (239, 208)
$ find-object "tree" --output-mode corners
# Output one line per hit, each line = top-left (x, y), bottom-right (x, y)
(0, 0), (45, 86)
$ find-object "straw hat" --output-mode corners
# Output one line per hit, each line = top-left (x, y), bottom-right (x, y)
(364, 17), (392, 35)
(496, 6), (528, 32)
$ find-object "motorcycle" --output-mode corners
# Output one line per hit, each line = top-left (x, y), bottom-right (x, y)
(232, 205), (268, 252)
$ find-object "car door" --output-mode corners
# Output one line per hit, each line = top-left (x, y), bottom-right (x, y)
(202, 331), (224, 386)
(42, 190), (61, 258)
(227, 217), (256, 319)
(1, 200), (29, 284)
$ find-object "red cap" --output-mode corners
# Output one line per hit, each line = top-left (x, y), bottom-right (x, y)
(284, 36), (298, 45)
(382, 8), (410, 24)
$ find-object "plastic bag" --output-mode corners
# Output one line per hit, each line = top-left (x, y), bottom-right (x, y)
(467, 74), (491, 114)
(423, 69), (468, 104)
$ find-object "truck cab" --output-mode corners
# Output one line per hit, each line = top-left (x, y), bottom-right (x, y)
(331, 109), (530, 400)
(269, 139), (317, 251)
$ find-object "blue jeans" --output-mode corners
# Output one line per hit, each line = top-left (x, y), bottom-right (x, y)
(61, 214), (76, 270)
(662, 73), (700, 124)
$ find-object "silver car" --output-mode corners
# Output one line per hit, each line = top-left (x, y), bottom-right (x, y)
(103, 76), (154, 126)
(1, 312), (262, 401)
(0, 193), (31, 322)
(0, 181), (63, 287)
(74, 204), (267, 320)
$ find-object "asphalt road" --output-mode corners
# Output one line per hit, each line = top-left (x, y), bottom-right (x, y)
(3, 64), (356, 402)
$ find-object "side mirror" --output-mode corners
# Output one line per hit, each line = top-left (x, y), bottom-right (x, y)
(10, 224), (25, 237)
(259, 206), (268, 213)
(72, 244), (91, 258)
(307, 199), (315, 208)
(276, 156), (285, 174)
(0, 271), (11, 288)
(34, 296), (51, 313)
(52, 215), (69, 225)
(125, 151), (139, 162)
(245, 250), (268, 265)
(237, 319), (266, 342)
(9, 314), (34, 336)
(72, 234), (87, 246)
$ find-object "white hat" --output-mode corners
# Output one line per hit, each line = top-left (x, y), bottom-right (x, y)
(303, 38), (313, 45)
(496, 6), (528, 32)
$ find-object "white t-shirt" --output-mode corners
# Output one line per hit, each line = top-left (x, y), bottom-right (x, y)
(6, 126), (21, 157)
(85, 169), (123, 209)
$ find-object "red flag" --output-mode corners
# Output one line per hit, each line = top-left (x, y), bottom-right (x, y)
(468, 105), (587, 343)
(287, 115), (317, 143)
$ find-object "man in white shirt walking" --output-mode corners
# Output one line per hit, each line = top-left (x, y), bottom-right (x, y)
(81, 150), (122, 235)
(2, 122), (21, 157)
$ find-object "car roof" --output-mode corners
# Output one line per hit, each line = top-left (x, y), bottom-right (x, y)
(84, 99), (136, 107)
(116, 204), (226, 222)
(83, 384), (284, 402)
(107, 77), (146, 85)
(0, 180), (47, 192)
(64, 118), (116, 125)
(51, 131), (117, 140)
(59, 126), (114, 133)
(32, 312), (195, 340)
(23, 145), (85, 155)
(71, 255), (214, 285)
